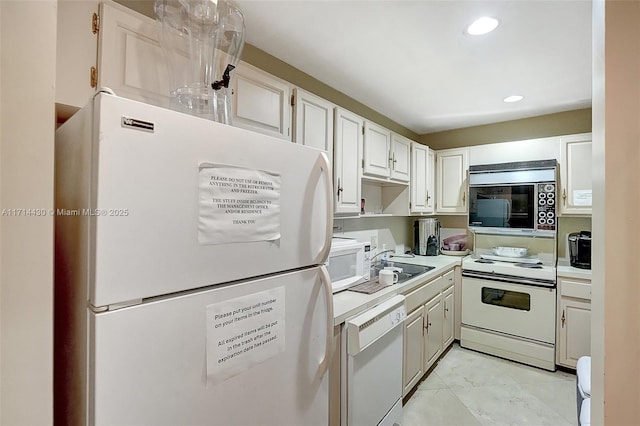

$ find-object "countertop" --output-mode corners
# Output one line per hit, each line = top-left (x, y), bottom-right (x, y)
(557, 259), (592, 280)
(333, 254), (463, 325)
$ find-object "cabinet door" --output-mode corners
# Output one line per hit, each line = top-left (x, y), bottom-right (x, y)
(363, 122), (391, 178)
(560, 134), (592, 215)
(232, 62), (292, 140)
(424, 295), (443, 370)
(292, 88), (334, 157)
(403, 307), (425, 396)
(558, 298), (591, 368)
(426, 148), (436, 213)
(410, 143), (434, 213)
(436, 148), (469, 213)
(98, 2), (170, 109)
(442, 285), (455, 349)
(390, 134), (411, 182)
(334, 108), (363, 215)
(56, 0), (100, 110)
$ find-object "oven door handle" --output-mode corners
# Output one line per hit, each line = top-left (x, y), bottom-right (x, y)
(462, 270), (556, 288)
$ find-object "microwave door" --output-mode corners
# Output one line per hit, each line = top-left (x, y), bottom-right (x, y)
(476, 198), (510, 227)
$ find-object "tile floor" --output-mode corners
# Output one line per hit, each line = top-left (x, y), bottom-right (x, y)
(401, 343), (577, 425)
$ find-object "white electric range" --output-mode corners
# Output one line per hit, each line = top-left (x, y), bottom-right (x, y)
(460, 253), (557, 371)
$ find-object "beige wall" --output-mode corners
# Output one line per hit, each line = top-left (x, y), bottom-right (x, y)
(591, 1), (640, 424)
(421, 108), (592, 150)
(0, 1), (56, 424)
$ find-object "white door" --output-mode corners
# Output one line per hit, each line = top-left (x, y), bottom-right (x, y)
(403, 307), (424, 396)
(560, 133), (592, 215)
(334, 108), (362, 215)
(411, 142), (434, 213)
(424, 295), (443, 369)
(363, 122), (391, 178)
(292, 88), (334, 156)
(436, 148), (469, 213)
(98, 2), (170, 109)
(558, 298), (591, 368)
(90, 267), (333, 425)
(390, 134), (411, 182)
(232, 62), (292, 140)
(462, 277), (556, 344)
(443, 285), (454, 348)
(56, 94), (332, 308)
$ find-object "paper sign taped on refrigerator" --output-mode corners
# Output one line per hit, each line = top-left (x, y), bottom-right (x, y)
(198, 164), (281, 244)
(206, 287), (285, 384)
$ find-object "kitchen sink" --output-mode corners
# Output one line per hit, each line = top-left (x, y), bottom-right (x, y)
(371, 261), (435, 284)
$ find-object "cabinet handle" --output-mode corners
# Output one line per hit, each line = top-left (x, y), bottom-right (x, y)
(424, 315), (429, 332)
(562, 189), (567, 206)
(561, 309), (565, 327)
(336, 178), (343, 199)
(426, 191), (431, 202)
(462, 191), (466, 205)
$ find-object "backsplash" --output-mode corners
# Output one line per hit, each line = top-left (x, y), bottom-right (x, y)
(557, 216), (592, 259)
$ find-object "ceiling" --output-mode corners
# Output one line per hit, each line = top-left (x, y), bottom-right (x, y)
(126, 0), (593, 134)
(232, 0), (592, 134)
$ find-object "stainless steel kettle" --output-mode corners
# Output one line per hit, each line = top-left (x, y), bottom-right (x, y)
(414, 218), (440, 256)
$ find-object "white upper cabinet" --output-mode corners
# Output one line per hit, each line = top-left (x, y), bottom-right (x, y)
(98, 1), (171, 109)
(410, 142), (435, 214)
(232, 62), (292, 140)
(559, 133), (593, 215)
(334, 108), (363, 215)
(292, 88), (334, 157)
(436, 147), (469, 214)
(390, 134), (411, 182)
(363, 122), (392, 178)
(56, 0), (100, 110)
(363, 122), (412, 183)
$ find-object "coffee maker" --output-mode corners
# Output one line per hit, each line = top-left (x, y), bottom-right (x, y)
(414, 218), (440, 256)
(568, 231), (591, 269)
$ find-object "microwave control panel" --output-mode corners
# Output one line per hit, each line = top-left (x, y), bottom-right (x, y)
(536, 183), (556, 231)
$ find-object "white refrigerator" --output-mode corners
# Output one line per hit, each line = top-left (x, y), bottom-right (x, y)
(54, 93), (334, 425)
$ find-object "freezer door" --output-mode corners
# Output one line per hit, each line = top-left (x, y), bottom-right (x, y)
(56, 94), (332, 307)
(89, 267), (332, 425)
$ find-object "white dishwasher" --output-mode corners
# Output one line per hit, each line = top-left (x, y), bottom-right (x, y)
(342, 295), (406, 426)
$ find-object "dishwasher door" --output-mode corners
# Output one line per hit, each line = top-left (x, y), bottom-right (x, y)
(343, 295), (406, 426)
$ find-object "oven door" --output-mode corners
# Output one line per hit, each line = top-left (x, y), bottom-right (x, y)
(462, 275), (556, 344)
(468, 184), (535, 229)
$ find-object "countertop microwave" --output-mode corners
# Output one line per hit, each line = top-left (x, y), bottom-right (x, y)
(326, 238), (371, 293)
(468, 160), (558, 236)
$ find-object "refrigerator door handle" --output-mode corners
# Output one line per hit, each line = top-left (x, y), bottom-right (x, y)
(317, 265), (334, 380)
(314, 151), (334, 265)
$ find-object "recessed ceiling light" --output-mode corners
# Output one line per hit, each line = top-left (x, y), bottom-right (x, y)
(503, 95), (524, 103)
(466, 17), (499, 36)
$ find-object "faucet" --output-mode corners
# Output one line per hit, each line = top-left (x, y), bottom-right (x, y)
(370, 249), (395, 264)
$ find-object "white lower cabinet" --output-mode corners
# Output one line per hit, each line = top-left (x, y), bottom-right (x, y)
(402, 269), (456, 396)
(424, 294), (444, 370)
(556, 276), (592, 369)
(443, 285), (455, 348)
(402, 308), (425, 396)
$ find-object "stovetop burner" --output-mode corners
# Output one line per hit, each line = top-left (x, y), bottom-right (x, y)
(475, 258), (495, 264)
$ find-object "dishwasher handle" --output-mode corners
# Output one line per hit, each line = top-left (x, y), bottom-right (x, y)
(346, 295), (406, 356)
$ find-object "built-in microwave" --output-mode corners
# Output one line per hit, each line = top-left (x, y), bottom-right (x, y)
(326, 238), (371, 293)
(468, 160), (558, 236)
